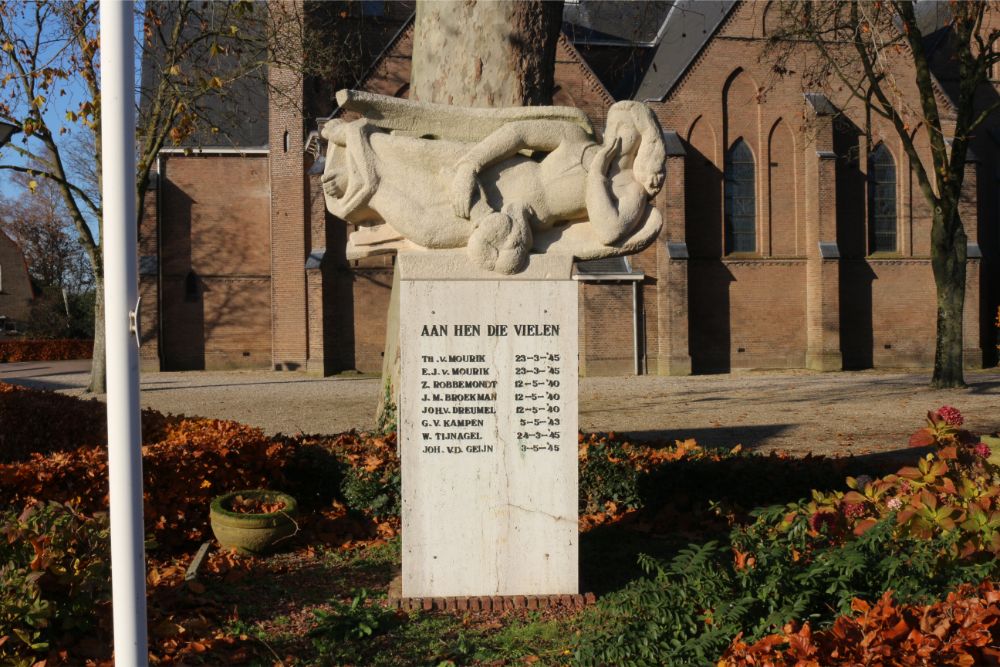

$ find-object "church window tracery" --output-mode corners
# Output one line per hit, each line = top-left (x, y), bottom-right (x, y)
(868, 143), (897, 252)
(725, 138), (756, 253)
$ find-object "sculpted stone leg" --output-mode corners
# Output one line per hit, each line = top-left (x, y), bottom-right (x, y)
(372, 182), (476, 250)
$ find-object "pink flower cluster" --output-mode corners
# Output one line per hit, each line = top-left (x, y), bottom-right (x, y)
(937, 405), (964, 427)
(974, 441), (991, 458)
(886, 497), (903, 511)
(842, 503), (866, 520)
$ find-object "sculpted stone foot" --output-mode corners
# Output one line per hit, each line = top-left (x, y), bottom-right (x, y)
(468, 206), (533, 274)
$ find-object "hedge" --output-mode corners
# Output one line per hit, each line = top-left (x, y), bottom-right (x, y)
(0, 339), (93, 362)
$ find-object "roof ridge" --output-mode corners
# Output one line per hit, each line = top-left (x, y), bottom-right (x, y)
(557, 32), (615, 108)
(659, 0), (742, 103)
(355, 14), (415, 93)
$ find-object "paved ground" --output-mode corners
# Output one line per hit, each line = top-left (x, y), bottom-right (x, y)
(2, 360), (998, 457)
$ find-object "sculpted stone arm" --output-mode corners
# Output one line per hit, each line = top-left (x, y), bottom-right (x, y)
(451, 121), (590, 218)
(585, 139), (648, 246)
(459, 120), (586, 170)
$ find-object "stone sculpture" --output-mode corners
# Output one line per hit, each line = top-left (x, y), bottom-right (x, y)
(321, 89), (666, 274)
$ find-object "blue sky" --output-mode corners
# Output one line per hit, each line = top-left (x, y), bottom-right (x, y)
(0, 3), (147, 241)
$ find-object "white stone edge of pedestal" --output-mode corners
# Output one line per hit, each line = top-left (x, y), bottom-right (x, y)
(397, 250), (574, 281)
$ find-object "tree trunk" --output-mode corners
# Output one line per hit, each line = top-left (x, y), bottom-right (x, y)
(373, 0), (564, 429)
(411, 0), (563, 106)
(88, 274), (107, 394)
(930, 205), (967, 388)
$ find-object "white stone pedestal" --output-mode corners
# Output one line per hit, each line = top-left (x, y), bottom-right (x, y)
(399, 252), (579, 598)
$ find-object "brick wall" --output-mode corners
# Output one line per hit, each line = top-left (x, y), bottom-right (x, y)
(871, 260), (938, 367)
(649, 150), (691, 376)
(350, 265), (393, 372)
(0, 231), (32, 333)
(726, 260), (808, 370)
(580, 282), (635, 376)
(158, 155), (272, 370)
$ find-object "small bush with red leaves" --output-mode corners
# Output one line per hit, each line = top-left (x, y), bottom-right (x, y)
(0, 501), (111, 664)
(721, 583), (1000, 666)
(0, 339), (93, 362)
(575, 408), (1000, 667)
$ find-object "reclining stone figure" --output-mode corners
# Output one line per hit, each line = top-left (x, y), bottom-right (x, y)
(321, 89), (666, 274)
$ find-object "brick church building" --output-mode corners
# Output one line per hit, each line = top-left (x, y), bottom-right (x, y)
(137, 0), (999, 376)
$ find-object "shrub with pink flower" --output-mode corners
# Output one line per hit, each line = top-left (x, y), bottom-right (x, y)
(937, 405), (964, 427)
(784, 407), (1000, 561)
(909, 405), (974, 448)
(842, 502), (866, 520)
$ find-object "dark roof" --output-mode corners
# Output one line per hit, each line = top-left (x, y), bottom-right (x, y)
(561, 1), (672, 100)
(574, 256), (641, 278)
(912, 1), (953, 39)
(562, 1), (674, 46)
(804, 93), (837, 116)
(634, 0), (737, 102)
(912, 1), (961, 111)
(662, 130), (685, 155)
(570, 43), (658, 101)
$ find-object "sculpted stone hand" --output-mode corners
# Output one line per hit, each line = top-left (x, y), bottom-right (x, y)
(451, 161), (478, 220)
(591, 137), (620, 176)
(321, 89), (667, 273)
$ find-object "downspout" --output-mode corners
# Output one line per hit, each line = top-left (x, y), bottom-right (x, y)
(156, 153), (164, 370)
(633, 281), (641, 376)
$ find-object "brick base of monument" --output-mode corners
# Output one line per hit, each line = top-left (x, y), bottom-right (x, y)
(385, 592), (596, 612)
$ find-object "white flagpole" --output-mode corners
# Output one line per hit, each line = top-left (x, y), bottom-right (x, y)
(99, 1), (149, 664)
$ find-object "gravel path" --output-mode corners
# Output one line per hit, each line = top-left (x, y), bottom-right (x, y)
(3, 361), (998, 457)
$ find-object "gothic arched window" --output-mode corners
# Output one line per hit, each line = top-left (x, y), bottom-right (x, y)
(868, 144), (897, 252)
(725, 138), (756, 253)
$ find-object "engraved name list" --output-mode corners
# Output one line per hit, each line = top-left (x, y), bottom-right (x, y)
(416, 323), (564, 455)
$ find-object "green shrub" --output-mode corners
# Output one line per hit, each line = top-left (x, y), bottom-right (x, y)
(575, 507), (999, 667)
(579, 438), (642, 514)
(375, 378), (397, 436)
(340, 463), (402, 520)
(0, 502), (110, 663)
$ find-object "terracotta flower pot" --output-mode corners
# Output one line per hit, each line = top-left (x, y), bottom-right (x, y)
(209, 489), (298, 555)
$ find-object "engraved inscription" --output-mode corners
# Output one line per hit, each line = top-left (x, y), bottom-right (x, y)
(414, 322), (566, 455)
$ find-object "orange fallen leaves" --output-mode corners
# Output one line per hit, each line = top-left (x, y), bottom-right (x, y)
(721, 583), (1000, 666)
(0, 382), (404, 552)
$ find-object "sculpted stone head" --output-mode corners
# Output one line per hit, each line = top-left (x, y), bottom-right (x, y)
(605, 101), (666, 196)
